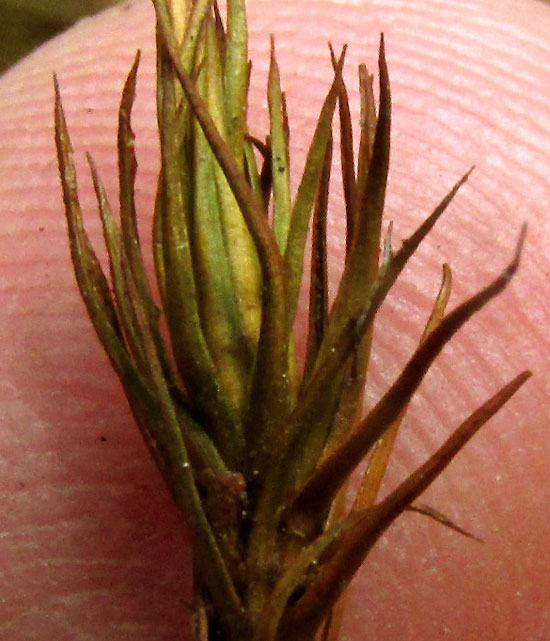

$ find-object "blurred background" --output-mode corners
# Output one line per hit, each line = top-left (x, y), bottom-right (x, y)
(1, 0), (550, 74)
(0, 0), (118, 74)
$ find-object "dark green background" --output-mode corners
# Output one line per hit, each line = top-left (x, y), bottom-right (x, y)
(0, 0), (118, 74)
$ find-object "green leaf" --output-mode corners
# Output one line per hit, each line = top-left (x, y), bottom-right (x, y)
(202, 12), (264, 359)
(285, 47), (346, 326)
(54, 75), (126, 373)
(191, 59), (250, 421)
(117, 52), (178, 385)
(152, 170), (167, 304)
(179, 0), (215, 70)
(56, 75), (189, 487)
(87, 153), (148, 373)
(224, 0), (248, 167)
(268, 37), (292, 253)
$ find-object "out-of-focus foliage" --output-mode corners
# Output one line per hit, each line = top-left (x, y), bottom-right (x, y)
(0, 0), (117, 73)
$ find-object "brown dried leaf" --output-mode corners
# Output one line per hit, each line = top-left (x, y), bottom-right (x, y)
(287, 226), (526, 534)
(281, 370), (531, 637)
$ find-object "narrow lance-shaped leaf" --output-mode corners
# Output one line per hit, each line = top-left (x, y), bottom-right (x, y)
(118, 53), (163, 329)
(269, 133), (338, 489)
(197, 8), (264, 361)
(269, 36), (293, 252)
(285, 46), (347, 326)
(293, 47), (388, 519)
(54, 76), (127, 373)
(204, 15), (262, 366)
(406, 503), (483, 542)
(287, 225), (527, 532)
(304, 132), (332, 379)
(190, 19), (253, 416)
(281, 370), (531, 638)
(356, 63), (377, 207)
(242, 93), (336, 607)
(313, 65), (380, 618)
(118, 55), (155, 313)
(118, 50), (142, 281)
(213, 0), (227, 68)
(56, 66), (245, 627)
(88, 108), (247, 627)
(153, 31), (171, 305)
(118, 52), (178, 385)
(314, 35), (390, 373)
(178, 0), (216, 69)
(152, 170), (167, 303)
(191, 53), (250, 422)
(353, 263), (453, 511)
(224, 0), (248, 166)
(56, 77), (187, 465)
(87, 153), (148, 373)
(152, 43), (198, 309)
(244, 134), (335, 568)
(329, 44), (357, 256)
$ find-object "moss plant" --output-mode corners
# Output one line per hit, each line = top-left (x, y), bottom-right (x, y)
(54, 1), (530, 640)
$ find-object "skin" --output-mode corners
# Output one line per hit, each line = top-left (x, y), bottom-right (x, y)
(0, 0), (549, 639)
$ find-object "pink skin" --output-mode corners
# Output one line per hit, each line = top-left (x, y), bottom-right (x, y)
(0, 0), (548, 639)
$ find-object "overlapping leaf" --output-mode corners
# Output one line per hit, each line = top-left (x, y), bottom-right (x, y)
(55, 2), (531, 641)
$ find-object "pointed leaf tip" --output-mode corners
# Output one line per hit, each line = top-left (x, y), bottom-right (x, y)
(53, 73), (60, 99)
(378, 32), (388, 81)
(406, 503), (484, 543)
(510, 222), (528, 275)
